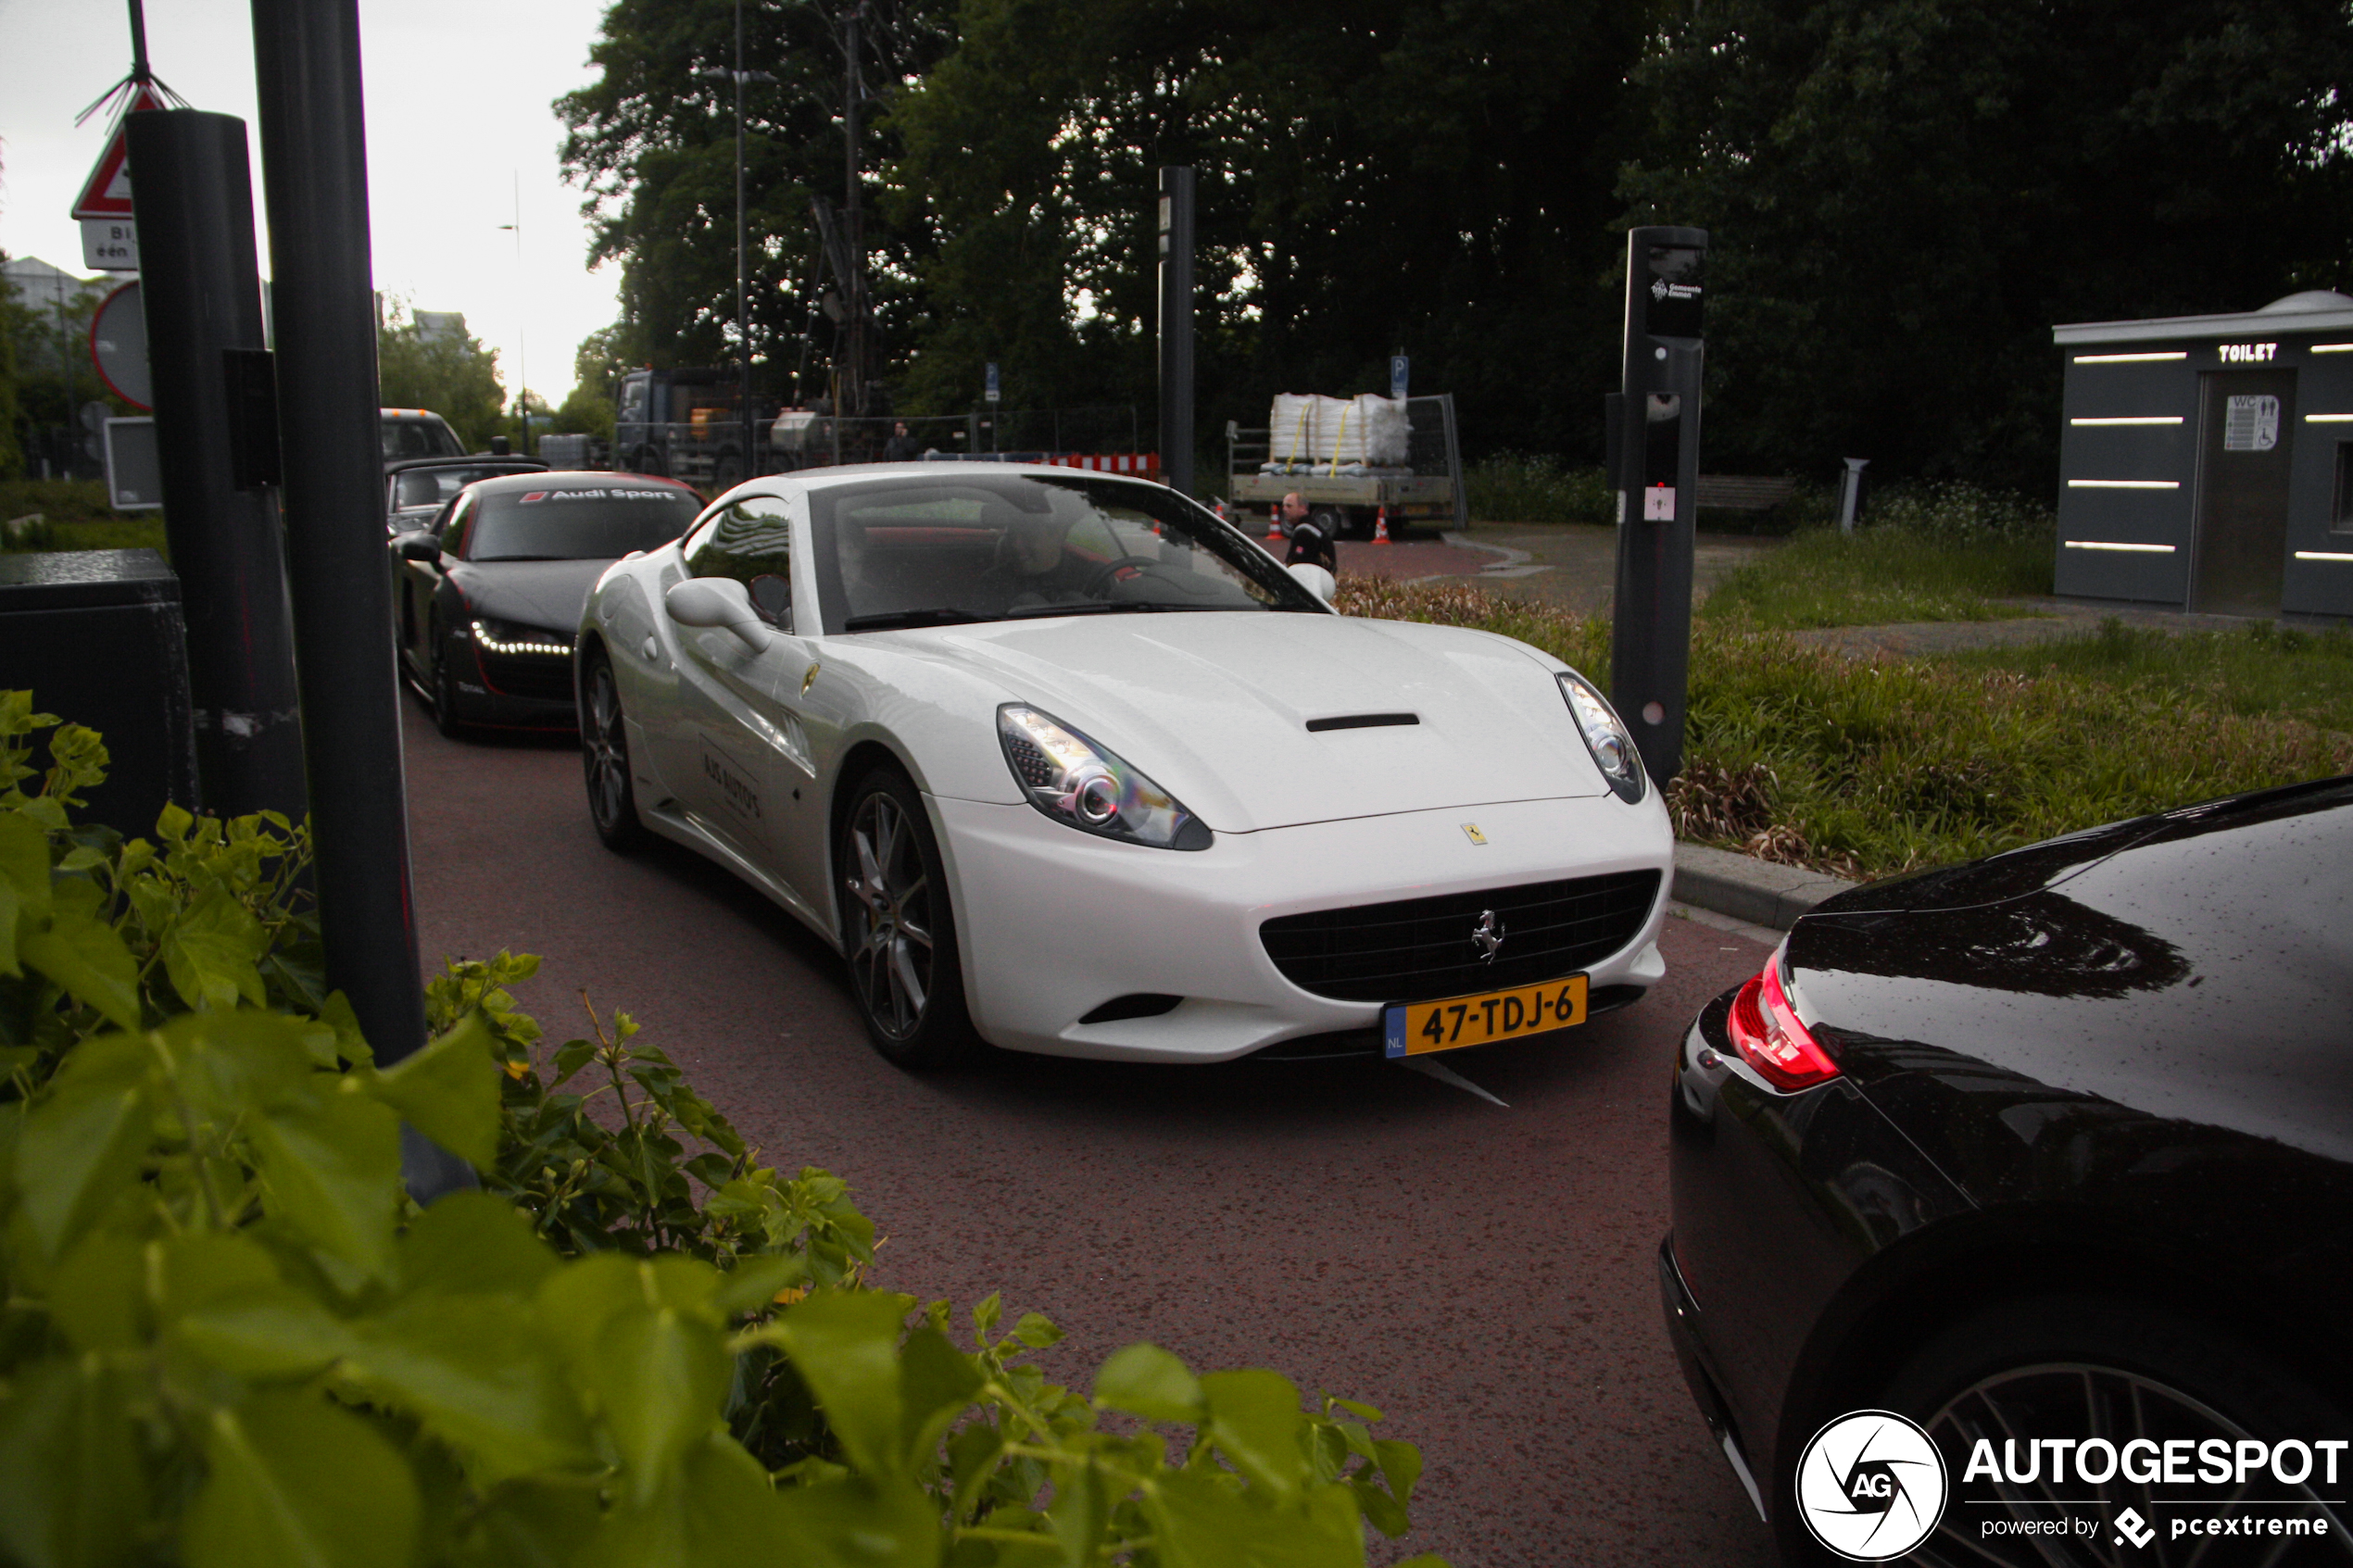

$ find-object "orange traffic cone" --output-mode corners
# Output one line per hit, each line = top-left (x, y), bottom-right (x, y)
(1265, 506), (1285, 544)
(1372, 508), (1392, 545)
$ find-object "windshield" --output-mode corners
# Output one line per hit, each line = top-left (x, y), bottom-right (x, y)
(393, 464), (526, 511)
(808, 472), (1325, 633)
(381, 416), (462, 459)
(465, 484), (701, 561)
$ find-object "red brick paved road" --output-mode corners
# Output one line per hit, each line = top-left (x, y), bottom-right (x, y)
(402, 700), (1779, 1566)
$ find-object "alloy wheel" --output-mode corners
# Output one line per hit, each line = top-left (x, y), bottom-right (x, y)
(585, 665), (628, 830)
(1912, 1361), (2353, 1566)
(842, 789), (937, 1040)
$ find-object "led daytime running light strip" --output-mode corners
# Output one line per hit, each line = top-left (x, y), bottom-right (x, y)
(471, 621), (570, 656)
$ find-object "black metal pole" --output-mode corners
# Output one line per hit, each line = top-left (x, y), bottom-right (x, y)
(1608, 225), (1707, 784)
(842, 5), (863, 420)
(127, 0), (152, 82)
(126, 108), (307, 821)
(736, 0), (752, 483)
(1157, 166), (1195, 495)
(247, 0), (465, 1194)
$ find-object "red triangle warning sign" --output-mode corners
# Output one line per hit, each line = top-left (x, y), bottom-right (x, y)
(70, 86), (165, 221)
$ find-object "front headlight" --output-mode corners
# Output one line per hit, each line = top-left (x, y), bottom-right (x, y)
(998, 704), (1213, 850)
(472, 617), (570, 656)
(1557, 671), (1645, 803)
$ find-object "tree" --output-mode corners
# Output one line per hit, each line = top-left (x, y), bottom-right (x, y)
(377, 301), (506, 451)
(885, 0), (1655, 456)
(553, 383), (616, 443)
(557, 0), (958, 411)
(1618, 0), (2353, 490)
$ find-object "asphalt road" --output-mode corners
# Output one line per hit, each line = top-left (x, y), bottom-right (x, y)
(401, 697), (1780, 1567)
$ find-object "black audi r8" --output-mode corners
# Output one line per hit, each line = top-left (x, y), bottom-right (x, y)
(390, 471), (703, 734)
(1661, 777), (2353, 1564)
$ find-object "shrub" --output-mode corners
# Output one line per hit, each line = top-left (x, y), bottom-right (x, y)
(1463, 453), (1615, 525)
(0, 696), (1442, 1568)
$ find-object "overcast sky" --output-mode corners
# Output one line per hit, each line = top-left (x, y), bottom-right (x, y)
(0, 0), (622, 402)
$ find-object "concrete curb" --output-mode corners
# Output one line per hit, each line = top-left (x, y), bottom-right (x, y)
(1671, 842), (1858, 932)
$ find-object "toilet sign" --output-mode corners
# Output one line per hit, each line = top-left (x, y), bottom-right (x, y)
(2223, 395), (2279, 453)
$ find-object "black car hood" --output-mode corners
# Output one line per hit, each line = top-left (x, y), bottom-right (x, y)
(1786, 776), (2353, 1166)
(447, 558), (611, 633)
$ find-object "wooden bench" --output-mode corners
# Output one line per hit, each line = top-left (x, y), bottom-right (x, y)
(1695, 474), (1801, 511)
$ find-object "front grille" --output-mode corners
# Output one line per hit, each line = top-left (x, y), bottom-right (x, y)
(478, 649), (575, 703)
(1259, 870), (1661, 1004)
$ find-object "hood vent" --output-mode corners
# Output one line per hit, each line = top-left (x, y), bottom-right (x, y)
(1305, 711), (1419, 733)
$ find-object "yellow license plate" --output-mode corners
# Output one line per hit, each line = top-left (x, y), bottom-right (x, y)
(1384, 975), (1589, 1058)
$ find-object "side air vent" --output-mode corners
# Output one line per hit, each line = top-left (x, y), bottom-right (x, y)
(1304, 712), (1419, 733)
(1078, 994), (1184, 1024)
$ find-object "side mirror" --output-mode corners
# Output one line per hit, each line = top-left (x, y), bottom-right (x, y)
(1286, 562), (1337, 604)
(394, 532), (439, 562)
(665, 576), (773, 651)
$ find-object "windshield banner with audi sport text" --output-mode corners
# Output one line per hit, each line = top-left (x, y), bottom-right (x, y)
(1796, 1411), (2347, 1561)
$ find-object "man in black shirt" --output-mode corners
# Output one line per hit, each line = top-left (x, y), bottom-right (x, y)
(1279, 492), (1338, 575)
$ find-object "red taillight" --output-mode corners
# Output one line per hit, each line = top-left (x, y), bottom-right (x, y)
(1726, 958), (1840, 1091)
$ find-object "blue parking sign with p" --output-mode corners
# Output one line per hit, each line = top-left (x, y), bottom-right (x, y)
(1390, 355), (1409, 400)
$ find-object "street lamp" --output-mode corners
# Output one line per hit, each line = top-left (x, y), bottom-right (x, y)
(496, 172), (529, 457)
(699, 0), (775, 489)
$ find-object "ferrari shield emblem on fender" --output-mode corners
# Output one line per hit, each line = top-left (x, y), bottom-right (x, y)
(1461, 822), (1487, 846)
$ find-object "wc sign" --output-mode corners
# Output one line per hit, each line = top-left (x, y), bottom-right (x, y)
(2218, 342), (2279, 363)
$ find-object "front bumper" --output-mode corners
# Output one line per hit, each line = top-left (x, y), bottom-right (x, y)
(936, 789), (1671, 1061)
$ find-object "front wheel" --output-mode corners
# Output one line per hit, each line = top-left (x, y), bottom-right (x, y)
(579, 648), (645, 851)
(835, 767), (974, 1069)
(429, 621), (467, 739)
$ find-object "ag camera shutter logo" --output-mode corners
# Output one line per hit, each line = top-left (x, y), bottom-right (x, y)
(1795, 1410), (1949, 1561)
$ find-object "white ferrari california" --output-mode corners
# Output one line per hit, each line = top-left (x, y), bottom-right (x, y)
(573, 463), (1673, 1069)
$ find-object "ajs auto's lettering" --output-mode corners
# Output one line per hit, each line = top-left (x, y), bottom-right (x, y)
(701, 744), (761, 822)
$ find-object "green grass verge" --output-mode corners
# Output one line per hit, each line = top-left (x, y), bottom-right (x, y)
(1951, 617), (2353, 736)
(1337, 578), (2351, 881)
(0, 479), (170, 558)
(1699, 481), (2055, 629)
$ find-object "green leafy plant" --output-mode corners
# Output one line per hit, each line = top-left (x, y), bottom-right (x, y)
(0, 694), (1444, 1567)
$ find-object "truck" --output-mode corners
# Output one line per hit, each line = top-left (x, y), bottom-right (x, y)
(1224, 392), (1466, 540)
(612, 368), (786, 491)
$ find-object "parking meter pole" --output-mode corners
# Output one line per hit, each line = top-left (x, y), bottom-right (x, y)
(249, 0), (469, 1196)
(1609, 225), (1707, 786)
(1157, 166), (1195, 496)
(125, 108), (308, 821)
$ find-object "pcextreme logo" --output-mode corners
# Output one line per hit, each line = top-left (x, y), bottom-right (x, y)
(1795, 1411), (1949, 1561)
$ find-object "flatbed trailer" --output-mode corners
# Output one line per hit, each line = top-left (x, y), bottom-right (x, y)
(1224, 393), (1466, 539)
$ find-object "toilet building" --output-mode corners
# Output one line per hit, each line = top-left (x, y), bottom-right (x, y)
(2052, 291), (2353, 618)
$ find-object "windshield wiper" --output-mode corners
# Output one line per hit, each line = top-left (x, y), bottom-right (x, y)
(843, 607), (988, 632)
(1003, 600), (1217, 619)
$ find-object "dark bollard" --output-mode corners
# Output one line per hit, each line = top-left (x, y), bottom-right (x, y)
(125, 108), (308, 821)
